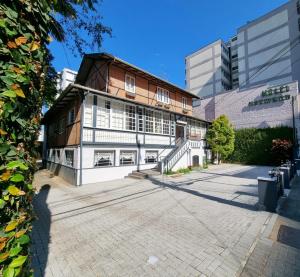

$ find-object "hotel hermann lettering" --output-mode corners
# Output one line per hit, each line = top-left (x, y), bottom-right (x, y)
(248, 85), (290, 107)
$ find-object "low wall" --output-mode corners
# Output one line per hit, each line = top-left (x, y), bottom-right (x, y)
(46, 161), (78, 185)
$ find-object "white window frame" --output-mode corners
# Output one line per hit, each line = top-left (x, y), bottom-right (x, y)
(96, 97), (110, 128)
(64, 150), (74, 167)
(145, 109), (154, 133)
(58, 118), (65, 134)
(68, 108), (75, 125)
(125, 74), (135, 94)
(120, 150), (137, 166)
(182, 97), (187, 109)
(137, 107), (144, 132)
(84, 95), (94, 127)
(162, 113), (170, 135)
(145, 151), (158, 164)
(94, 150), (115, 167)
(125, 104), (136, 131)
(156, 87), (170, 104)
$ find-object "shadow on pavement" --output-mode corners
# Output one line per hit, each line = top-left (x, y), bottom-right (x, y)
(148, 176), (258, 211)
(31, 184), (51, 277)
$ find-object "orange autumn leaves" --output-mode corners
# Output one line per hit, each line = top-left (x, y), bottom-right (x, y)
(7, 36), (40, 52)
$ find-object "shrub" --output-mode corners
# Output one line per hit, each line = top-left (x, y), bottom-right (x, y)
(271, 139), (293, 165)
(206, 115), (235, 163)
(227, 126), (293, 165)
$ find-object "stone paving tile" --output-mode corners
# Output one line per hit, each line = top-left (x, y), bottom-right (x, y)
(241, 176), (300, 277)
(31, 164), (272, 276)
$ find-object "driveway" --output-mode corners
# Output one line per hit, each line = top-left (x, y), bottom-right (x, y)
(31, 164), (272, 277)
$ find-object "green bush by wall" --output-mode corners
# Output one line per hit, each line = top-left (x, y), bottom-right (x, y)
(227, 126), (293, 165)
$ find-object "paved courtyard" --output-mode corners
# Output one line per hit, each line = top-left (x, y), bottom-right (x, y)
(32, 164), (273, 276)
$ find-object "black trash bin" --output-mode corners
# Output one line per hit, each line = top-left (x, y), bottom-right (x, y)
(257, 176), (278, 212)
(279, 166), (290, 189)
(295, 159), (300, 171)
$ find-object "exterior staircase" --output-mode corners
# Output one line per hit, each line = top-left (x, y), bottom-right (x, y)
(160, 139), (190, 173)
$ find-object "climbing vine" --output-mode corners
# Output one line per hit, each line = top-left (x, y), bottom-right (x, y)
(0, 0), (110, 275)
(0, 1), (55, 276)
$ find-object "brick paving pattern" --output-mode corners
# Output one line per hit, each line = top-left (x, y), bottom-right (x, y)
(241, 176), (300, 277)
(31, 164), (274, 276)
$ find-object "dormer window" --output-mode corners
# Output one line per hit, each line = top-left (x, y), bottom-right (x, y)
(157, 87), (170, 104)
(125, 74), (135, 94)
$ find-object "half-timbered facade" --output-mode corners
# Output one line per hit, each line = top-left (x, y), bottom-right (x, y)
(43, 53), (209, 185)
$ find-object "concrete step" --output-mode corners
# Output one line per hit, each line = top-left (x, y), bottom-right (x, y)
(127, 168), (160, 179)
(126, 174), (145, 179)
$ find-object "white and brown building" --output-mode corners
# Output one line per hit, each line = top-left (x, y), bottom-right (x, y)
(43, 53), (209, 185)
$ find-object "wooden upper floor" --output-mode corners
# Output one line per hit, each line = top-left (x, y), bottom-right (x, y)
(76, 53), (199, 116)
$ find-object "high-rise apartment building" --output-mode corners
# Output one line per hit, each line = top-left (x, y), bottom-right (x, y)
(186, 0), (300, 99)
(56, 68), (77, 92)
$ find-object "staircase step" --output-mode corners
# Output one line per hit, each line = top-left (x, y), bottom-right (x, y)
(126, 174), (145, 179)
(126, 168), (161, 179)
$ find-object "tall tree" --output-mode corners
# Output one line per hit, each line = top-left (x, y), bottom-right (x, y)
(206, 115), (235, 163)
(0, 1), (111, 275)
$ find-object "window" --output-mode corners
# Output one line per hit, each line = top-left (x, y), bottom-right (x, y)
(231, 54), (238, 59)
(163, 113), (170, 135)
(231, 36), (237, 42)
(233, 78), (239, 83)
(137, 107), (144, 132)
(154, 111), (162, 134)
(58, 118), (65, 134)
(68, 108), (75, 125)
(84, 95), (93, 127)
(182, 97), (187, 109)
(232, 66), (238, 71)
(145, 151), (158, 164)
(190, 120), (201, 138)
(157, 87), (170, 104)
(51, 150), (56, 162)
(120, 151), (136, 165)
(125, 104), (136, 131)
(170, 114), (175, 136)
(97, 98), (110, 128)
(56, 150), (61, 162)
(111, 102), (124, 129)
(145, 109), (154, 133)
(65, 150), (74, 167)
(125, 74), (135, 93)
(94, 151), (114, 167)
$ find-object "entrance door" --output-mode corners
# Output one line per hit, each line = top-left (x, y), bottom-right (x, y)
(176, 124), (185, 145)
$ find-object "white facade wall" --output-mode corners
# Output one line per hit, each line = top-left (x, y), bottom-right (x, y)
(248, 42), (291, 69)
(247, 10), (288, 40)
(248, 59), (292, 84)
(172, 147), (205, 171)
(247, 26), (290, 55)
(189, 60), (213, 78)
(56, 68), (77, 92)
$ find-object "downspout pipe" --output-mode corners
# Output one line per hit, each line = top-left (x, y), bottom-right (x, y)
(79, 90), (85, 186)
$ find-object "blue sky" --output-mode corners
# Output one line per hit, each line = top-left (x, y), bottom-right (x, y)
(49, 0), (287, 88)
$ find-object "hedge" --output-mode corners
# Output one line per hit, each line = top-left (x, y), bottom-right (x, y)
(227, 126), (293, 165)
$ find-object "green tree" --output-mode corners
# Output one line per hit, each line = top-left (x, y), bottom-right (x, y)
(0, 1), (110, 275)
(206, 115), (235, 163)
